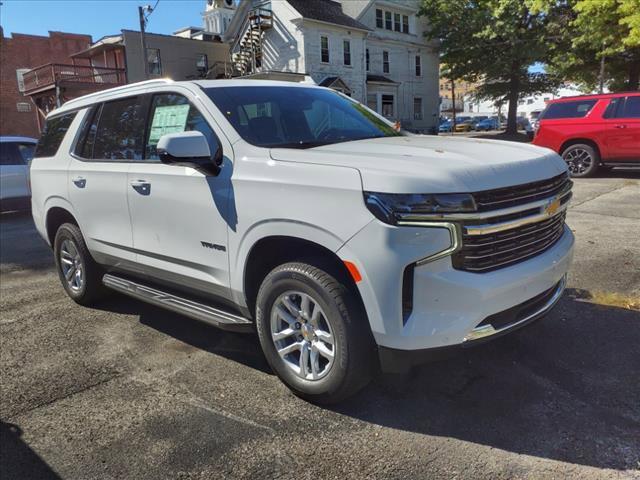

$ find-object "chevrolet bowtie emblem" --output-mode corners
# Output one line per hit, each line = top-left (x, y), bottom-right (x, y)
(545, 197), (561, 216)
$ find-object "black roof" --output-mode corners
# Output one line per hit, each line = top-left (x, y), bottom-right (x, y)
(367, 74), (397, 84)
(286, 0), (370, 31)
(318, 76), (339, 87)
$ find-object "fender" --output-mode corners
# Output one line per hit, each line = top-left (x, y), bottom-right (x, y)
(39, 196), (79, 246)
(229, 219), (352, 307)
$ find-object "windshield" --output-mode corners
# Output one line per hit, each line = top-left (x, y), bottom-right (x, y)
(204, 86), (402, 149)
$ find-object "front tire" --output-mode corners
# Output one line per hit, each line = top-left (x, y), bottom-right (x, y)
(53, 223), (107, 306)
(562, 143), (600, 177)
(255, 262), (374, 404)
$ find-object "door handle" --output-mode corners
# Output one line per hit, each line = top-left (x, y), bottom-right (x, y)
(615, 125), (627, 129)
(72, 176), (86, 188)
(130, 180), (151, 196)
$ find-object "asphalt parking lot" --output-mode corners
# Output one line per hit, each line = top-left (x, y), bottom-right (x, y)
(1, 171), (639, 479)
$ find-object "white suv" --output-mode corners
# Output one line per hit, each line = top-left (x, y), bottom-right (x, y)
(31, 80), (574, 403)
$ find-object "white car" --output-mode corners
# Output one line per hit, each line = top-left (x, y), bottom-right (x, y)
(0, 136), (37, 212)
(30, 80), (574, 403)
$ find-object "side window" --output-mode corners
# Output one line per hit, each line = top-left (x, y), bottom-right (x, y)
(34, 112), (77, 158)
(540, 100), (597, 120)
(603, 98), (622, 119)
(145, 93), (219, 160)
(620, 96), (640, 118)
(74, 105), (101, 159)
(93, 97), (146, 160)
(0, 143), (22, 165)
(18, 143), (35, 163)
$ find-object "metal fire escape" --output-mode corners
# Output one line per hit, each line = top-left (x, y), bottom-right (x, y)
(231, 8), (273, 76)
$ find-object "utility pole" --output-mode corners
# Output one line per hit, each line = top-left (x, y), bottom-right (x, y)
(139, 5), (150, 79)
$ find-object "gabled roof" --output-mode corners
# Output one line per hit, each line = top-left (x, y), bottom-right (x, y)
(367, 74), (398, 84)
(286, 0), (370, 31)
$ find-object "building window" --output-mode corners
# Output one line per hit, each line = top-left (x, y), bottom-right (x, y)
(16, 68), (30, 93)
(394, 13), (401, 32)
(366, 49), (370, 71)
(320, 36), (329, 63)
(16, 101), (32, 112)
(402, 15), (409, 34)
(147, 48), (162, 75)
(376, 9), (383, 28)
(385, 11), (392, 30)
(367, 94), (377, 112)
(196, 54), (208, 72)
(383, 51), (390, 73)
(382, 94), (394, 118)
(414, 97), (423, 120)
(415, 55), (421, 76)
(343, 40), (351, 66)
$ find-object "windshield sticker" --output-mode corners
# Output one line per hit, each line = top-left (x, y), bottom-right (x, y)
(148, 104), (190, 145)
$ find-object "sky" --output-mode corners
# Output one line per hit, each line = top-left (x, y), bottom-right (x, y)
(0, 0), (208, 41)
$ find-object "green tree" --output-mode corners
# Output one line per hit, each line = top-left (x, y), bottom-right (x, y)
(419, 0), (566, 133)
(549, 0), (640, 91)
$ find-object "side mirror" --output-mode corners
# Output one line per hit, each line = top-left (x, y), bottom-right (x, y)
(157, 131), (222, 176)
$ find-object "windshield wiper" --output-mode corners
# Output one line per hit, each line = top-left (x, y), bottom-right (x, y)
(265, 140), (335, 149)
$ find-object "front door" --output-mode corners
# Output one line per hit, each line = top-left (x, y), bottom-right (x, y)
(126, 91), (232, 299)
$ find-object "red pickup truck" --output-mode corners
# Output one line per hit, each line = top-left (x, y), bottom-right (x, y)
(533, 92), (640, 177)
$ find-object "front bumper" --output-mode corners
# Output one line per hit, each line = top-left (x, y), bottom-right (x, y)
(338, 220), (574, 357)
(378, 275), (566, 372)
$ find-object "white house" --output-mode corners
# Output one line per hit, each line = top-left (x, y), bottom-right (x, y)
(214, 0), (439, 132)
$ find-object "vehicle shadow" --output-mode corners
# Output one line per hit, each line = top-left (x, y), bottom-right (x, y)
(0, 422), (61, 480)
(94, 295), (271, 375)
(332, 292), (640, 471)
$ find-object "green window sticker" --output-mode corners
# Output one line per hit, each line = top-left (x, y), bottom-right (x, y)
(148, 104), (190, 145)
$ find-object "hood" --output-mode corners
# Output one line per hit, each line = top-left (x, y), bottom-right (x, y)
(270, 136), (567, 193)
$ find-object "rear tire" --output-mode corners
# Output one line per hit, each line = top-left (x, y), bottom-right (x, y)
(53, 223), (107, 306)
(255, 262), (374, 404)
(562, 143), (600, 177)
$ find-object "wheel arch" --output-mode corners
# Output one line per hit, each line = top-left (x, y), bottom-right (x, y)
(45, 206), (79, 246)
(241, 235), (366, 321)
(559, 138), (602, 161)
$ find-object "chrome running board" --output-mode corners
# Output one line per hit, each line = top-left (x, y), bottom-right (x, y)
(103, 274), (252, 331)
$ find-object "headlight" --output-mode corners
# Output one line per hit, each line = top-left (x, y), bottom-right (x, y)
(364, 191), (476, 225)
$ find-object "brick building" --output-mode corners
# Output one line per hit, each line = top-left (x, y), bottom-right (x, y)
(0, 28), (92, 138)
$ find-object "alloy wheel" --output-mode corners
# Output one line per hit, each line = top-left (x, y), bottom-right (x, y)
(564, 148), (593, 175)
(270, 291), (336, 381)
(59, 239), (84, 292)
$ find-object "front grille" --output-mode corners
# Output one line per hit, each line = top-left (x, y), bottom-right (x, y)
(473, 173), (571, 212)
(453, 211), (567, 272)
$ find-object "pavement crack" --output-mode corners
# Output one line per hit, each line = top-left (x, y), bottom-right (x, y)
(7, 374), (120, 419)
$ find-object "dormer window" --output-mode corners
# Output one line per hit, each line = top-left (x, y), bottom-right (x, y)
(376, 8), (412, 34)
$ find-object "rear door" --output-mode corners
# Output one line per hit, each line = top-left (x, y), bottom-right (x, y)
(604, 95), (640, 162)
(67, 96), (147, 265)
(126, 89), (232, 299)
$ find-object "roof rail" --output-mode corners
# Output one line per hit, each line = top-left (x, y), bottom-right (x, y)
(61, 78), (174, 108)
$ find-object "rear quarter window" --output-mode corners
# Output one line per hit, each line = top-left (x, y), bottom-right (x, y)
(35, 112), (77, 158)
(540, 100), (597, 120)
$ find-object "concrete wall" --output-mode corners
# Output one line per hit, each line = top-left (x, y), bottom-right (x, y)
(122, 30), (229, 83)
(0, 29), (92, 137)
